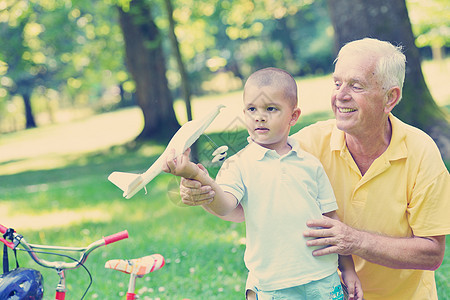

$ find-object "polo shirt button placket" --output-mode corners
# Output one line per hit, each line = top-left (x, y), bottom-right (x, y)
(280, 160), (289, 183)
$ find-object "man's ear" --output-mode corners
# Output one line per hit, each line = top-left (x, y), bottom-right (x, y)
(384, 87), (401, 114)
(290, 107), (301, 126)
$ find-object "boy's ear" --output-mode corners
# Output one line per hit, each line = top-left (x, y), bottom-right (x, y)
(290, 107), (301, 126)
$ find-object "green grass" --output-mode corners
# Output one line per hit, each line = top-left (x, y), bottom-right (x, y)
(1, 143), (247, 299)
(0, 106), (449, 299)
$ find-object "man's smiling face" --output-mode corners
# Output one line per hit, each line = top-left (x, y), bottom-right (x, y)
(331, 53), (389, 138)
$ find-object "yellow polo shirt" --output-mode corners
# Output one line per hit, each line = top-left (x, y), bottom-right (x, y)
(292, 114), (450, 300)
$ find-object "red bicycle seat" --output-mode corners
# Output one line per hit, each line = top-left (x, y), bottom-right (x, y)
(105, 254), (165, 277)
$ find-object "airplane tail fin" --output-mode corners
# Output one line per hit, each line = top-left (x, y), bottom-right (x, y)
(108, 162), (161, 199)
(108, 172), (141, 194)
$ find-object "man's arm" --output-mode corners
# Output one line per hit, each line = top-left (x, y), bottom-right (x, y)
(303, 216), (446, 270)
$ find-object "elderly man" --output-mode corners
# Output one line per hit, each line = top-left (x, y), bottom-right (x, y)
(180, 38), (450, 299)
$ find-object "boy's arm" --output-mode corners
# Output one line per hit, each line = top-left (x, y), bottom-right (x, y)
(164, 148), (239, 216)
(323, 211), (363, 300)
(179, 165), (245, 223)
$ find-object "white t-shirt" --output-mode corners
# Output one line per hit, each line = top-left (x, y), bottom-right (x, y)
(216, 137), (338, 291)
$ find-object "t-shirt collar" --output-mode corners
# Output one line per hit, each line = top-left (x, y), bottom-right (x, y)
(246, 136), (305, 160)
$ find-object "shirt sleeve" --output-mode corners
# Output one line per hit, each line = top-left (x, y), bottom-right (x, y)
(215, 156), (246, 203)
(405, 130), (450, 237)
(316, 163), (338, 214)
(407, 168), (450, 237)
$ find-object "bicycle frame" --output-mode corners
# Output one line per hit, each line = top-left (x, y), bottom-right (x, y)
(1, 223), (128, 300)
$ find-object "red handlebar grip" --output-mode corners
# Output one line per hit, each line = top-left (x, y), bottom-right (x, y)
(0, 224), (8, 234)
(0, 237), (15, 249)
(104, 230), (129, 245)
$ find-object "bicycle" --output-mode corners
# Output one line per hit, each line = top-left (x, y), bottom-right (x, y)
(1, 224), (165, 300)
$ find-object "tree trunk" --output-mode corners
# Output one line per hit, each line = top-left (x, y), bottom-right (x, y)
(163, 0), (201, 160)
(118, 0), (179, 141)
(23, 92), (37, 129)
(327, 0), (449, 159)
(164, 0), (192, 122)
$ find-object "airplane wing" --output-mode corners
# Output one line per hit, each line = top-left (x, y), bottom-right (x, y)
(108, 104), (225, 199)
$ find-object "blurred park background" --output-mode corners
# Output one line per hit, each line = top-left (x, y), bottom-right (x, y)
(0, 0), (449, 299)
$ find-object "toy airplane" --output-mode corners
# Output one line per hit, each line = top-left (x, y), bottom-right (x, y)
(108, 104), (226, 199)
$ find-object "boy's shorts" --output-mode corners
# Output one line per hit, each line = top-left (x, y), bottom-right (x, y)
(246, 271), (344, 300)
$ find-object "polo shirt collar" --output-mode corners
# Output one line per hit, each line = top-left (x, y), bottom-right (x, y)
(246, 136), (305, 160)
(385, 114), (408, 160)
(329, 114), (407, 160)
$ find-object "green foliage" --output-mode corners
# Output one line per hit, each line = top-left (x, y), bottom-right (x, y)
(147, 0), (334, 96)
(0, 0), (447, 137)
(0, 0), (128, 129)
(407, 0), (450, 49)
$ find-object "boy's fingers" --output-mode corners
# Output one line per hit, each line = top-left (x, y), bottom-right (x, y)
(164, 148), (177, 174)
(357, 284), (363, 300)
(347, 282), (358, 300)
(166, 159), (176, 173)
(167, 148), (176, 160)
(197, 163), (210, 175)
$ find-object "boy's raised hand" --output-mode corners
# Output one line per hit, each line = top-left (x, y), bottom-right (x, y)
(163, 148), (200, 179)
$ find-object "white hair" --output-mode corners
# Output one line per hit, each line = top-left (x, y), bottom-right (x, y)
(335, 38), (406, 101)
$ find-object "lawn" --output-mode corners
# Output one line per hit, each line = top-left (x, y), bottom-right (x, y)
(0, 120), (248, 299)
(1, 64), (449, 299)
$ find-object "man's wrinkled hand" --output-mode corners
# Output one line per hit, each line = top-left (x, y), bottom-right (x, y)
(303, 216), (360, 256)
(179, 164), (215, 206)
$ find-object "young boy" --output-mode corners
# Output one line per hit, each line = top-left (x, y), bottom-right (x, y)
(164, 68), (362, 300)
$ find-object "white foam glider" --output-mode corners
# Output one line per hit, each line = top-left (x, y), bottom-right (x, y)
(108, 104), (225, 199)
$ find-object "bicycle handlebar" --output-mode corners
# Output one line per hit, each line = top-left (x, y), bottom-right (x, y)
(0, 224), (16, 249)
(0, 238), (15, 249)
(0, 224), (8, 234)
(0, 223), (129, 270)
(104, 230), (129, 245)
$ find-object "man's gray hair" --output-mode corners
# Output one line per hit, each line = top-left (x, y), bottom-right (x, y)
(335, 38), (406, 101)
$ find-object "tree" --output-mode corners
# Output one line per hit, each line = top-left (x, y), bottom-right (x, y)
(0, 3), (37, 128)
(407, 0), (450, 60)
(0, 0), (127, 131)
(327, 0), (449, 159)
(164, 0), (192, 122)
(118, 0), (179, 140)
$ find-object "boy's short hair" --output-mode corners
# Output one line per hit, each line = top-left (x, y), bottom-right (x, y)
(244, 67), (298, 108)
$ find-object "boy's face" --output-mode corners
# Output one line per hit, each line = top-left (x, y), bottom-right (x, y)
(243, 84), (300, 152)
